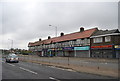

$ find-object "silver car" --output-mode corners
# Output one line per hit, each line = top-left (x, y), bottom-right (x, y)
(6, 54), (19, 63)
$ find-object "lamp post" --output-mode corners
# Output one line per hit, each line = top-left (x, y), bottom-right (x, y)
(49, 25), (57, 37)
(49, 25), (58, 57)
(8, 39), (13, 52)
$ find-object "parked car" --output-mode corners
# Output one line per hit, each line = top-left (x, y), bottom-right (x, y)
(6, 54), (19, 63)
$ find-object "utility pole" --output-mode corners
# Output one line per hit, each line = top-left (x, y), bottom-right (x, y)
(8, 39), (13, 52)
(49, 25), (57, 37)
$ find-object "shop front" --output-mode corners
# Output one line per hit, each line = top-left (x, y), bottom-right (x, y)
(56, 48), (64, 56)
(47, 48), (56, 57)
(115, 45), (120, 58)
(37, 49), (42, 56)
(74, 46), (90, 57)
(42, 49), (48, 57)
(63, 47), (74, 57)
(91, 45), (114, 58)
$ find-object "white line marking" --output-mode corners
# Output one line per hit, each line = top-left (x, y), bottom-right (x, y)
(49, 77), (60, 81)
(7, 63), (15, 66)
(19, 67), (38, 75)
(49, 77), (55, 80)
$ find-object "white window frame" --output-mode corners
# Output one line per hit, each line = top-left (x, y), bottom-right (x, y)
(93, 37), (103, 43)
(105, 36), (111, 42)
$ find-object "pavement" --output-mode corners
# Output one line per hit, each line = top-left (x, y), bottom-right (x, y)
(18, 54), (119, 78)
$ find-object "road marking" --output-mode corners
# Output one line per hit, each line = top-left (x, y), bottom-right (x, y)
(49, 77), (60, 81)
(19, 67), (38, 75)
(7, 63), (15, 66)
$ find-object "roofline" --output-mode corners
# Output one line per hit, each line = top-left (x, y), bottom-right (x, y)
(28, 28), (98, 46)
(90, 33), (120, 38)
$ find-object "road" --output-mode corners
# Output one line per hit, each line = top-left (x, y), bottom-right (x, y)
(2, 59), (115, 80)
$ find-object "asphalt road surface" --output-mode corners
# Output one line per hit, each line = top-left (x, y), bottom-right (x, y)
(2, 59), (115, 80)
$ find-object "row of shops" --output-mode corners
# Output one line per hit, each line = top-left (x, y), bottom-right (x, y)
(29, 28), (120, 59)
(35, 44), (120, 58)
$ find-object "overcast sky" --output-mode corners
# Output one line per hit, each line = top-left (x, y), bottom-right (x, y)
(0, 0), (119, 50)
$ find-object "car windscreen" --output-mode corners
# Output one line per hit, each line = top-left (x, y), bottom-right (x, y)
(8, 55), (18, 58)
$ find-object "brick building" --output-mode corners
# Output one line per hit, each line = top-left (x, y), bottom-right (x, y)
(28, 27), (120, 58)
(90, 29), (120, 58)
(28, 27), (98, 57)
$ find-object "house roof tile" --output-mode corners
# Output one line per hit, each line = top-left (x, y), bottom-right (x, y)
(92, 29), (120, 36)
(29, 28), (98, 46)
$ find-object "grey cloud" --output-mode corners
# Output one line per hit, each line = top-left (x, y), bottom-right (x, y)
(1, 2), (118, 49)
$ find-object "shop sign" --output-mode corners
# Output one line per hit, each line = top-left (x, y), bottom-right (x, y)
(74, 46), (89, 50)
(115, 45), (120, 48)
(91, 45), (112, 48)
(115, 45), (120, 50)
(63, 47), (74, 50)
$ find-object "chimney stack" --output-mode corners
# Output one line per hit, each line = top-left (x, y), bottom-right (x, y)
(39, 38), (41, 41)
(48, 36), (51, 39)
(60, 32), (64, 36)
(80, 27), (84, 32)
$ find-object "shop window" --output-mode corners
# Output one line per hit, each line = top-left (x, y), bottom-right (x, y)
(105, 36), (111, 42)
(93, 37), (103, 43)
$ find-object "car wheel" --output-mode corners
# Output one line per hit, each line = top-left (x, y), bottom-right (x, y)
(16, 61), (19, 63)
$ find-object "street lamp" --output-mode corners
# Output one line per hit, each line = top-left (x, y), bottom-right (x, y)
(49, 25), (57, 37)
(49, 25), (58, 57)
(8, 39), (13, 49)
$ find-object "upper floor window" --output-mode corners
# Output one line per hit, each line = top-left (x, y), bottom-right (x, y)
(105, 36), (111, 42)
(93, 37), (102, 43)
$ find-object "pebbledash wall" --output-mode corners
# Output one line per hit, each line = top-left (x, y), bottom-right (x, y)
(28, 27), (120, 58)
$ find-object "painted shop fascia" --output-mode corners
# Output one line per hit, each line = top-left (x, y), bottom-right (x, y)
(74, 46), (90, 50)
(114, 45), (120, 50)
(91, 45), (113, 49)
